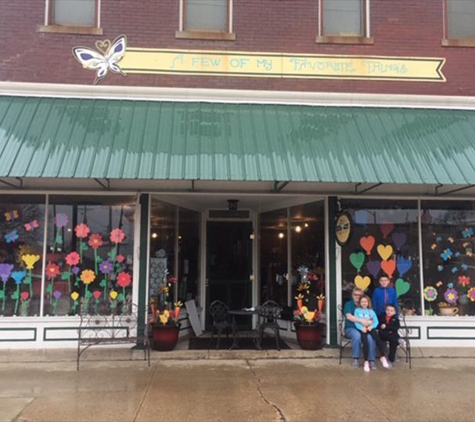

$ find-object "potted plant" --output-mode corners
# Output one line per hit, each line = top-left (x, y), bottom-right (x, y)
(438, 301), (459, 316)
(293, 266), (324, 350)
(150, 274), (182, 351)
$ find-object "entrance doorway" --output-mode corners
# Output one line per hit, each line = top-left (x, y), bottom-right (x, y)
(206, 221), (253, 330)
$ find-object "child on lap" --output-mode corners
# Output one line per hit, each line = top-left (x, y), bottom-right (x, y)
(355, 295), (390, 372)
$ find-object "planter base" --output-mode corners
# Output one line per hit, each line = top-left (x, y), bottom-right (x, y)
(294, 323), (323, 350)
(152, 325), (180, 351)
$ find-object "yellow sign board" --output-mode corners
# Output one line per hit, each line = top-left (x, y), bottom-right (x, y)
(120, 48), (446, 82)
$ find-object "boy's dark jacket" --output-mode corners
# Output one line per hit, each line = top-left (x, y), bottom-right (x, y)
(377, 314), (400, 333)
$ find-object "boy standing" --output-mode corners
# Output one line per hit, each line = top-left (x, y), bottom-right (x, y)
(378, 304), (400, 364)
(372, 276), (398, 317)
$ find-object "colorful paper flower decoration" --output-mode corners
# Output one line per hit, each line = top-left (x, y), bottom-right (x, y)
(110, 228), (125, 244)
(53, 290), (62, 300)
(117, 272), (132, 288)
(20, 291), (29, 301)
(0, 263), (14, 282)
(71, 266), (80, 275)
(468, 288), (475, 302)
(109, 290), (118, 300)
(116, 254), (125, 263)
(71, 291), (80, 301)
(444, 288), (459, 305)
(45, 263), (60, 279)
(75, 223), (90, 238)
(54, 213), (69, 228)
(423, 286), (438, 302)
(99, 259), (113, 274)
(88, 233), (104, 249)
(11, 270), (26, 285)
(80, 269), (96, 285)
(458, 276), (470, 287)
(21, 254), (41, 270)
(65, 252), (80, 266)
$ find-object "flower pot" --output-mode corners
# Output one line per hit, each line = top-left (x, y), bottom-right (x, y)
(294, 322), (323, 350)
(152, 325), (180, 351)
(438, 307), (458, 316)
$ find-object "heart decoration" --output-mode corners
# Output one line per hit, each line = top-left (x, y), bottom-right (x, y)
(395, 278), (411, 297)
(354, 210), (368, 226)
(366, 260), (381, 278)
(93, 291), (102, 299)
(381, 221), (394, 238)
(95, 39), (111, 54)
(392, 232), (407, 250)
(359, 235), (375, 256)
(397, 256), (412, 276)
(354, 275), (371, 291)
(377, 244), (393, 261)
(350, 252), (365, 272)
(381, 259), (396, 279)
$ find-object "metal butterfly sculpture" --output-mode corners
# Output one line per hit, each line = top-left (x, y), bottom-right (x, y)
(72, 35), (127, 84)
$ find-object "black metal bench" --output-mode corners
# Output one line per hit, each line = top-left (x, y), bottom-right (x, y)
(77, 303), (151, 370)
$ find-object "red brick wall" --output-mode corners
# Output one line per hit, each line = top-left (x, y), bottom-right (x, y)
(0, 0), (474, 96)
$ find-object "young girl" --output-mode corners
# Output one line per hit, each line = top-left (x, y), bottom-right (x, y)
(355, 295), (390, 372)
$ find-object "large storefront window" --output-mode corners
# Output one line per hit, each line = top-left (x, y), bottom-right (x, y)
(46, 195), (136, 316)
(259, 209), (288, 307)
(291, 202), (325, 314)
(340, 199), (421, 315)
(0, 195), (45, 316)
(421, 200), (475, 317)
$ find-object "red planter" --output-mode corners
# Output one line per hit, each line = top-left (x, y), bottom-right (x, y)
(152, 325), (180, 351)
(294, 323), (323, 350)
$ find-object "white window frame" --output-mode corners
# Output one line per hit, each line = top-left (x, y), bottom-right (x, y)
(178, 0), (233, 33)
(318, 0), (370, 39)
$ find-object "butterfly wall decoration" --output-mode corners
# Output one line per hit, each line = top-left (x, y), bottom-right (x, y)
(5, 230), (19, 243)
(24, 220), (39, 232)
(5, 210), (19, 222)
(72, 35), (127, 85)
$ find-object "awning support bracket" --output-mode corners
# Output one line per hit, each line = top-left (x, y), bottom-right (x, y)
(94, 178), (110, 190)
(0, 178), (23, 189)
(355, 183), (382, 195)
(274, 181), (290, 192)
(435, 184), (444, 195)
(438, 184), (475, 196)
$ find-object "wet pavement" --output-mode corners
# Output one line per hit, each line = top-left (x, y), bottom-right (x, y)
(1, 349), (474, 422)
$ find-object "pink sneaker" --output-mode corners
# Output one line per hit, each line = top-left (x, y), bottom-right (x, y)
(380, 357), (390, 369)
(364, 361), (370, 372)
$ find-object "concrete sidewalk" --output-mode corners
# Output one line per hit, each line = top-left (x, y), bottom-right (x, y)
(1, 348), (474, 422)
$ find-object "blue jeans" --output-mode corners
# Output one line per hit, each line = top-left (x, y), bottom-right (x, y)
(345, 327), (375, 361)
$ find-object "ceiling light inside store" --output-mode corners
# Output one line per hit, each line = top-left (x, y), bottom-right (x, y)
(304, 223), (309, 228)
(278, 232), (285, 239)
(295, 226), (302, 233)
(152, 233), (158, 239)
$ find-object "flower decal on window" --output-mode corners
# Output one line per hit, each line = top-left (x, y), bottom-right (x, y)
(65, 252), (80, 266)
(80, 269), (96, 285)
(0, 264), (14, 282)
(75, 223), (90, 238)
(88, 233), (104, 249)
(54, 213), (69, 228)
(117, 272), (132, 288)
(21, 254), (41, 270)
(110, 228), (125, 244)
(423, 286), (438, 302)
(45, 263), (61, 279)
(444, 288), (458, 305)
(99, 259), (113, 275)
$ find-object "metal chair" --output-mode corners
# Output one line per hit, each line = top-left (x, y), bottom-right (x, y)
(338, 304), (351, 364)
(397, 311), (412, 369)
(209, 300), (235, 350)
(256, 300), (282, 350)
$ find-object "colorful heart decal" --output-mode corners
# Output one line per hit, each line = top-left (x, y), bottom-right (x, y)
(381, 221), (394, 238)
(395, 278), (411, 297)
(359, 235), (375, 256)
(354, 275), (371, 291)
(381, 259), (396, 279)
(354, 210), (368, 226)
(366, 260), (381, 278)
(377, 244), (393, 261)
(397, 256), (412, 276)
(392, 232), (407, 250)
(349, 252), (365, 272)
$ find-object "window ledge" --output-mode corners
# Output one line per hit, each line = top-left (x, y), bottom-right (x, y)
(316, 35), (374, 45)
(442, 38), (475, 48)
(175, 30), (236, 41)
(38, 25), (103, 36)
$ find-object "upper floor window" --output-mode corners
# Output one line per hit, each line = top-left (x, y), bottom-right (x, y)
(317, 0), (372, 44)
(176, 0), (235, 40)
(444, 0), (475, 44)
(39, 0), (102, 35)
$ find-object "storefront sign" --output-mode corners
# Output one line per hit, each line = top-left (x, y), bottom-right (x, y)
(72, 35), (446, 84)
(335, 212), (352, 246)
(121, 49), (446, 82)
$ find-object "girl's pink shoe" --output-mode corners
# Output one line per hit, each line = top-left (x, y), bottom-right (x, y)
(380, 357), (390, 368)
(364, 361), (370, 372)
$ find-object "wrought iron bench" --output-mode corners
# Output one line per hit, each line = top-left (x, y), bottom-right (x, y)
(338, 304), (412, 368)
(77, 303), (151, 370)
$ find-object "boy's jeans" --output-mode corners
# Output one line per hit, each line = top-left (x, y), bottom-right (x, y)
(345, 327), (376, 361)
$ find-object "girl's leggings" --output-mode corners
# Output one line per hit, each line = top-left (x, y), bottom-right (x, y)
(361, 330), (386, 360)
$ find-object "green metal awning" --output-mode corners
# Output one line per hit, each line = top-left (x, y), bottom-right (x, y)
(1, 95), (475, 185)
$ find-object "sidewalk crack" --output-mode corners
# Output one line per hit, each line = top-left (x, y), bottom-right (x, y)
(245, 359), (286, 422)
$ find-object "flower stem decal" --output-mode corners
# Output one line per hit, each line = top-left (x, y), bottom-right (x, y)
(11, 270), (26, 314)
(75, 224), (90, 261)
(21, 254), (40, 300)
(0, 264), (14, 311)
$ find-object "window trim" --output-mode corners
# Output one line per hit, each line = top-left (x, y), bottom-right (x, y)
(316, 0), (373, 45)
(39, 0), (103, 35)
(176, 0), (236, 41)
(442, 0), (475, 47)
